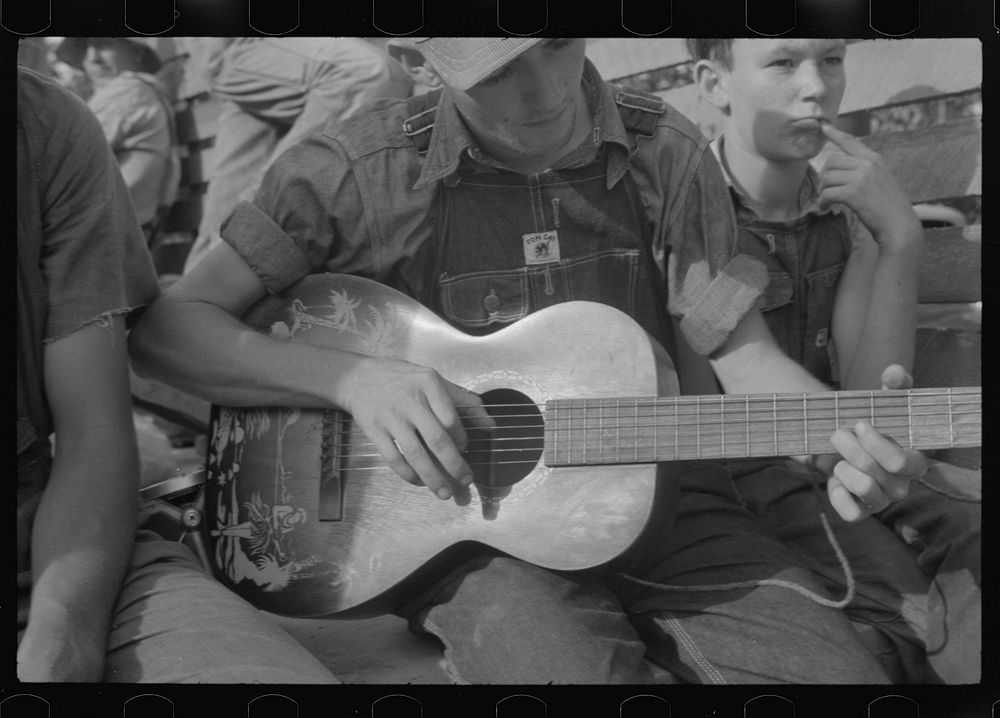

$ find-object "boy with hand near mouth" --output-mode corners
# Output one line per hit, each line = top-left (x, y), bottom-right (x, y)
(688, 38), (980, 683)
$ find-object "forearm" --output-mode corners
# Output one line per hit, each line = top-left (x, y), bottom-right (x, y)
(710, 308), (834, 466)
(710, 309), (829, 396)
(839, 230), (922, 389)
(130, 295), (366, 411)
(22, 428), (139, 680)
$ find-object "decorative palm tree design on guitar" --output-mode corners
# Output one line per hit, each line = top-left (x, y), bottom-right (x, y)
(203, 274), (981, 617)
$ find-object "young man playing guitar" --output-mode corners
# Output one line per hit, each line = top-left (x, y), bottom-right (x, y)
(130, 38), (941, 684)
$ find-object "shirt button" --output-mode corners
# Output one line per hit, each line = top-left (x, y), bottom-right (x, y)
(483, 290), (500, 313)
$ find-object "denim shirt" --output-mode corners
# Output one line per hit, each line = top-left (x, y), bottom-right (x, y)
(223, 60), (766, 357)
(711, 138), (859, 386)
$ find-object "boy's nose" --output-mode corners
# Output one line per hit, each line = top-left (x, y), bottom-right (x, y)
(797, 62), (828, 101)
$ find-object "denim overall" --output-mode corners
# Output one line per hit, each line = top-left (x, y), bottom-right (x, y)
(734, 202), (851, 386)
(401, 89), (676, 359)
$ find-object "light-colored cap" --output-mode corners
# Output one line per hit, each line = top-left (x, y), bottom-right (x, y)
(55, 37), (162, 74)
(414, 37), (543, 90)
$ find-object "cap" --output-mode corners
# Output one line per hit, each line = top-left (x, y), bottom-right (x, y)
(414, 37), (543, 90)
(55, 37), (162, 74)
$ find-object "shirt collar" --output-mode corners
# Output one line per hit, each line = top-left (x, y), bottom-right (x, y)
(710, 135), (835, 220)
(413, 59), (632, 191)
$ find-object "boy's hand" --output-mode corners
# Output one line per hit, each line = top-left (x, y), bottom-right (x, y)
(342, 356), (496, 501)
(825, 364), (927, 522)
(817, 123), (922, 251)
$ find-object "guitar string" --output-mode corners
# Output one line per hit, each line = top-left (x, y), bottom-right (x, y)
(329, 408), (981, 438)
(327, 408), (980, 441)
(326, 397), (980, 421)
(331, 411), (981, 439)
(326, 406), (981, 431)
(328, 406), (981, 428)
(327, 423), (980, 465)
(324, 391), (980, 418)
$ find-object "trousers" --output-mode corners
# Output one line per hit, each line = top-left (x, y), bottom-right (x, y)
(18, 530), (338, 683)
(400, 462), (899, 684)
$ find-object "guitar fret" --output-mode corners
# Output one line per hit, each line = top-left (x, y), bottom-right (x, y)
(744, 395), (750, 457)
(674, 398), (679, 461)
(633, 400), (639, 462)
(948, 388), (955, 447)
(696, 397), (702, 459)
(803, 394), (809, 454)
(653, 399), (659, 462)
(720, 395), (726, 458)
(772, 394), (778, 456)
(907, 391), (913, 449)
(615, 399), (621, 465)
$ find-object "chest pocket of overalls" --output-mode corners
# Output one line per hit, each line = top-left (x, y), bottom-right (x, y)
(440, 249), (640, 330)
(434, 163), (650, 336)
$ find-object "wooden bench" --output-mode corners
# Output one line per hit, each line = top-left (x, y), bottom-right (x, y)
(133, 37), (981, 684)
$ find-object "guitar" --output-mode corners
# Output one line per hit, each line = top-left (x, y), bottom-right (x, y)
(203, 273), (981, 617)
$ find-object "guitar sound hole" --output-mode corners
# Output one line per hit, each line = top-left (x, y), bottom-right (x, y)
(466, 388), (543, 489)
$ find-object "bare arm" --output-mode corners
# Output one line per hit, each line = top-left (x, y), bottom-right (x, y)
(17, 317), (139, 682)
(820, 123), (923, 390)
(709, 308), (926, 522)
(129, 242), (493, 500)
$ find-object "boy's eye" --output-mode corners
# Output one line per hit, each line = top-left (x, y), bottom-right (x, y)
(768, 58), (795, 68)
(822, 55), (845, 66)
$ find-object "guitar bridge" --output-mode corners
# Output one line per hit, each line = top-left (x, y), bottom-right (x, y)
(319, 410), (349, 521)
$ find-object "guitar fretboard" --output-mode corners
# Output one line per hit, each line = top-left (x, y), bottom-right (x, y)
(543, 387), (981, 466)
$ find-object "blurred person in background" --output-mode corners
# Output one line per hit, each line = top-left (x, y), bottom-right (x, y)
(56, 38), (181, 243)
(182, 37), (412, 272)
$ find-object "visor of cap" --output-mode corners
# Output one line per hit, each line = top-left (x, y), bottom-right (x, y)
(415, 37), (543, 90)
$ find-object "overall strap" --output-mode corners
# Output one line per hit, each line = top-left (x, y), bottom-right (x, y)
(611, 86), (666, 138)
(401, 89), (443, 153)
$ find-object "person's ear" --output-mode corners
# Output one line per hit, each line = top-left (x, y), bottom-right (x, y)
(386, 40), (443, 90)
(693, 59), (730, 113)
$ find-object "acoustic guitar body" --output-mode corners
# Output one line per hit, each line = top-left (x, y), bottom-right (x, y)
(204, 274), (680, 617)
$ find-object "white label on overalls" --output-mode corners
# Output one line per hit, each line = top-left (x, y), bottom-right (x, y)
(522, 231), (560, 264)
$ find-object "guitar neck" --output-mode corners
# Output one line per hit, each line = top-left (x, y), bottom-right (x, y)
(543, 386), (981, 466)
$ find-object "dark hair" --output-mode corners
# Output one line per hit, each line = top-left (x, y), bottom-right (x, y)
(686, 39), (734, 69)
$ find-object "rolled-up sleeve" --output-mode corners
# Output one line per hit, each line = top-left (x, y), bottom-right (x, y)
(661, 140), (768, 355)
(221, 135), (369, 294)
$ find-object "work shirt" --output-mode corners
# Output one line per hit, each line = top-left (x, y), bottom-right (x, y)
(222, 60), (767, 357)
(712, 137), (862, 385)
